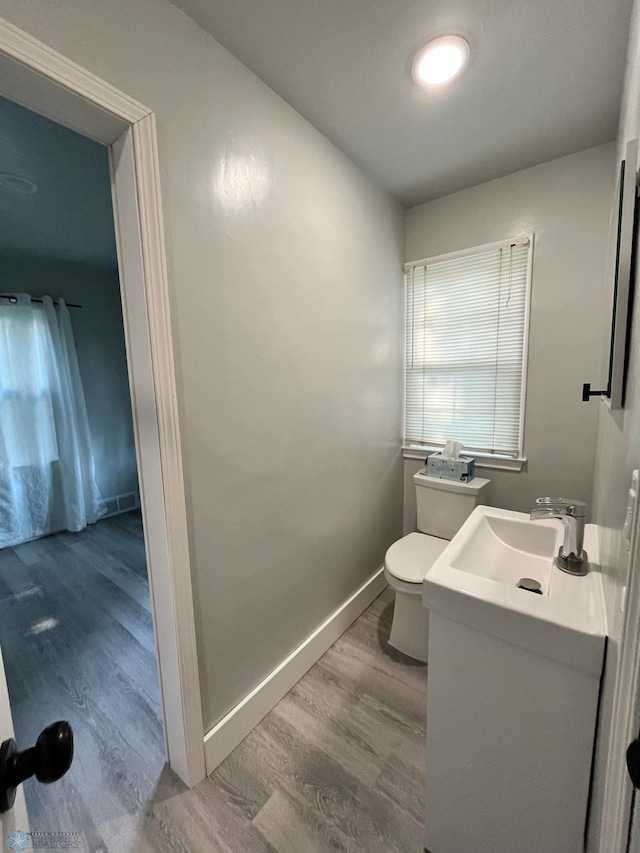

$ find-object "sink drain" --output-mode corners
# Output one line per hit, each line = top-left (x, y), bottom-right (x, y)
(517, 577), (542, 594)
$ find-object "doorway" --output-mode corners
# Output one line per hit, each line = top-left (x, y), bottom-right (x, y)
(0, 13), (205, 825)
(0, 92), (169, 842)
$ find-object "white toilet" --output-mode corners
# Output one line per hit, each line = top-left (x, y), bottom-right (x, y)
(384, 467), (490, 662)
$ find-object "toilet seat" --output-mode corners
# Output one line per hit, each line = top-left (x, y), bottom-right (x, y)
(384, 532), (449, 584)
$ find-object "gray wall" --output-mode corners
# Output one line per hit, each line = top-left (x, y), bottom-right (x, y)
(404, 144), (615, 526)
(0, 0), (405, 731)
(589, 0), (640, 845)
(1, 253), (138, 502)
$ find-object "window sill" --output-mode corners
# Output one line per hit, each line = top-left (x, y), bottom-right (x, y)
(402, 445), (526, 472)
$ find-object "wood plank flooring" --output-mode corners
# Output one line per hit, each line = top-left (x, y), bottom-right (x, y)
(0, 518), (427, 852)
(0, 511), (168, 851)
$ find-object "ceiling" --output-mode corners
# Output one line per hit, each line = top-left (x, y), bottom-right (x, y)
(170, 0), (633, 206)
(0, 95), (117, 268)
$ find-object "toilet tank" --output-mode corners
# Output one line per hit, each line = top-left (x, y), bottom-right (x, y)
(414, 467), (490, 540)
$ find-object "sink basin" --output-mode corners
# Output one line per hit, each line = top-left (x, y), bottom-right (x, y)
(423, 505), (607, 674)
(450, 511), (558, 592)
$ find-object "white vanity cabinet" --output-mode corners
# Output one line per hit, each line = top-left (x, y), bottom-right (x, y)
(421, 507), (607, 853)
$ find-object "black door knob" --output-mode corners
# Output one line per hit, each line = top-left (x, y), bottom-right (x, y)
(0, 721), (74, 812)
(628, 738), (640, 788)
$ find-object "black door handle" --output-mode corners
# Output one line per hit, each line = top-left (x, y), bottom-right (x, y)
(627, 738), (640, 788)
(0, 721), (74, 812)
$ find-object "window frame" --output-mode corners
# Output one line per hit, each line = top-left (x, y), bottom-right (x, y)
(402, 234), (534, 461)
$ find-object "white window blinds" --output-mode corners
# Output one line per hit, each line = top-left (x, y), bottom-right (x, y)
(404, 238), (531, 457)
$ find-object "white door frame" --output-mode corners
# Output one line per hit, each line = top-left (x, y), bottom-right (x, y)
(0, 16), (206, 787)
(596, 470), (640, 853)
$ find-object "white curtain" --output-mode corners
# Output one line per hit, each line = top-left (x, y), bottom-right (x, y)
(0, 294), (106, 547)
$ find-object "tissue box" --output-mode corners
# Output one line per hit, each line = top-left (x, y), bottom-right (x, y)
(427, 452), (475, 483)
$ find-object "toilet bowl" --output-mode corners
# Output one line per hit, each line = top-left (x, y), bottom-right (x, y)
(384, 469), (490, 662)
(384, 532), (448, 661)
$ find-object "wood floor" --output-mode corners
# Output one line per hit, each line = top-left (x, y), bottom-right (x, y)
(0, 516), (427, 852)
(0, 511), (166, 850)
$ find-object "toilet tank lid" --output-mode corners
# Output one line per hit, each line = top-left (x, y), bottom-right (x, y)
(413, 468), (490, 495)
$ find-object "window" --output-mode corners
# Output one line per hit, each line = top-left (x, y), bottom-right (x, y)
(403, 237), (531, 458)
(0, 301), (59, 466)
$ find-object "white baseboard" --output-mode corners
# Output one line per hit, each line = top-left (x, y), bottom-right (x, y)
(203, 566), (388, 775)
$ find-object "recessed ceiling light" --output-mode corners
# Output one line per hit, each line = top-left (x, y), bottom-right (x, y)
(412, 35), (470, 87)
(0, 173), (38, 194)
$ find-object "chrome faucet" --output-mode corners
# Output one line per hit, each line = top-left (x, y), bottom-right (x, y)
(530, 497), (587, 575)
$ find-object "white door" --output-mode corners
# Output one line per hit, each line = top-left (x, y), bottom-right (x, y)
(0, 646), (29, 848)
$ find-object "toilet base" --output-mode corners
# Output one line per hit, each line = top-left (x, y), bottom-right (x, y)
(388, 587), (429, 662)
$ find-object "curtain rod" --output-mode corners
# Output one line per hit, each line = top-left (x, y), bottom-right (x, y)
(0, 294), (82, 309)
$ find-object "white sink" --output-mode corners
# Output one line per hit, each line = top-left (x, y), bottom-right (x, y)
(422, 504), (606, 673)
(422, 504), (608, 853)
